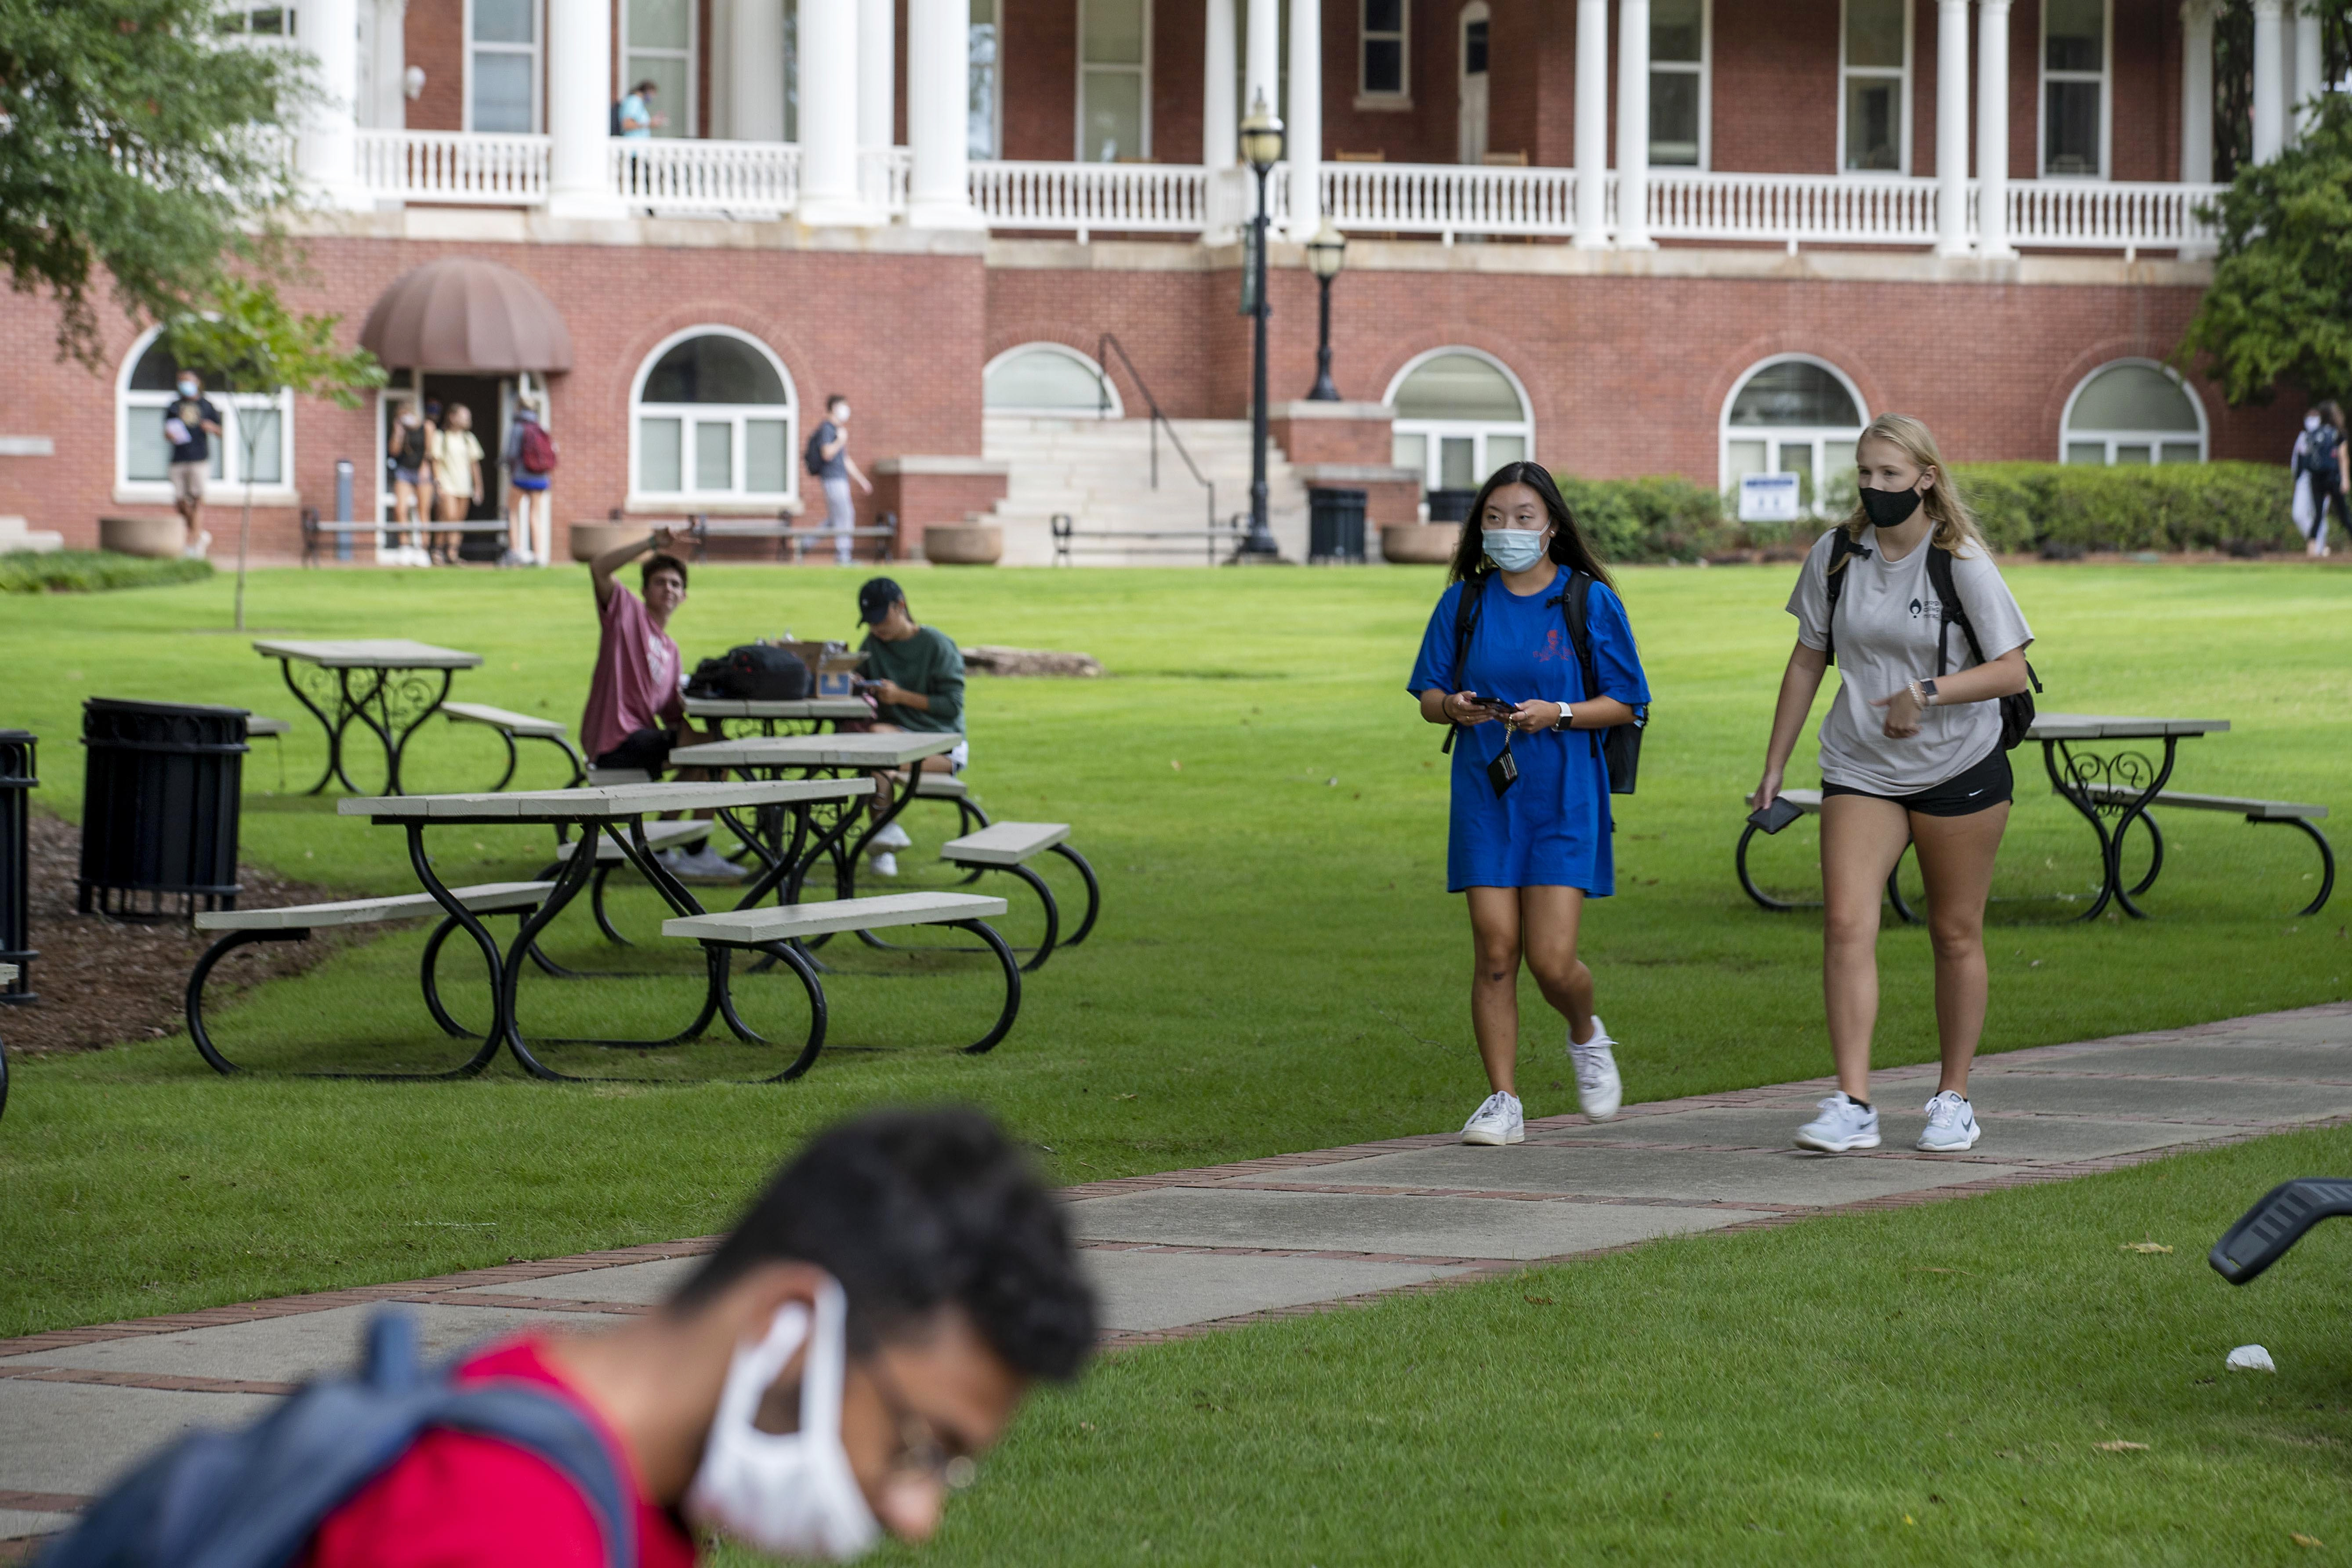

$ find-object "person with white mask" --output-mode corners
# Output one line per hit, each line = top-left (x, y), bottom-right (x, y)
(1408, 463), (1651, 1146)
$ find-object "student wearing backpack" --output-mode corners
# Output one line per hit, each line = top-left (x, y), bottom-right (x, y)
(505, 403), (558, 566)
(805, 396), (873, 566)
(1408, 463), (1650, 1144)
(1750, 414), (2035, 1156)
(2296, 399), (2346, 558)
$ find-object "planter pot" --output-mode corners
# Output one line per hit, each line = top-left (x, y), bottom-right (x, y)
(99, 515), (185, 559)
(1379, 522), (1460, 565)
(567, 521), (639, 563)
(924, 523), (1002, 565)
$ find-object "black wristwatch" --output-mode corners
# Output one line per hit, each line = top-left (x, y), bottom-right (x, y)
(1555, 703), (1576, 731)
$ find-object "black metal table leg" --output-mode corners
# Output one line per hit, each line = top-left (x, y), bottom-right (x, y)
(277, 657), (345, 797)
(2106, 736), (2180, 920)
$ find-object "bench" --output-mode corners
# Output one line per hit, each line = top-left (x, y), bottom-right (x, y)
(1735, 789), (1921, 925)
(1051, 513), (1245, 567)
(442, 701), (588, 789)
(940, 822), (1101, 970)
(687, 511), (897, 564)
(185, 880), (555, 1076)
(662, 891), (1021, 1079)
(911, 771), (992, 838)
(301, 507), (507, 567)
(2071, 782), (2333, 915)
(541, 818), (714, 945)
(244, 714), (290, 790)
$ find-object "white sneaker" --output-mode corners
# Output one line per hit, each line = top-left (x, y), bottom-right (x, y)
(667, 845), (745, 881)
(183, 530), (212, 560)
(868, 851), (899, 878)
(1569, 1017), (1623, 1121)
(872, 822), (913, 850)
(1795, 1092), (1881, 1152)
(1916, 1090), (1982, 1152)
(1460, 1090), (1524, 1146)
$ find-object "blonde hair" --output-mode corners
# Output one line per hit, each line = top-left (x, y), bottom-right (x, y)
(1837, 413), (1985, 558)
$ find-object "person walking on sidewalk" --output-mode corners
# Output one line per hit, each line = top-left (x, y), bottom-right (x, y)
(853, 577), (966, 879)
(806, 396), (873, 566)
(163, 370), (222, 559)
(2294, 399), (2346, 558)
(1407, 463), (1651, 1144)
(1750, 413), (2035, 1156)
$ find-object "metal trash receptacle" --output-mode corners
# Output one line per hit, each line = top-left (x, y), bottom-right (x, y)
(0, 731), (33, 1003)
(77, 700), (247, 918)
(1307, 487), (1368, 564)
(1426, 488), (1476, 523)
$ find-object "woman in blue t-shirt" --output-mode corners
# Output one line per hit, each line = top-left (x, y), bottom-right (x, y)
(1408, 463), (1651, 1147)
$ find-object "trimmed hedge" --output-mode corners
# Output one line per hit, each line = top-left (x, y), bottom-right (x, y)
(0, 551), (215, 595)
(1556, 474), (1734, 564)
(1950, 462), (2295, 554)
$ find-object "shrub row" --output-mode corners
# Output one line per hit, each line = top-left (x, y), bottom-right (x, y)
(1949, 461), (2296, 554)
(1554, 474), (1735, 564)
(0, 551), (215, 595)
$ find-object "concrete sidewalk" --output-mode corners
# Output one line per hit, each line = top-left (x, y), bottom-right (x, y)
(5, 1001), (2348, 1552)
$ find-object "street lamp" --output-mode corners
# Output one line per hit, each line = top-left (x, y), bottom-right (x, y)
(1238, 93), (1284, 558)
(1304, 221), (1347, 402)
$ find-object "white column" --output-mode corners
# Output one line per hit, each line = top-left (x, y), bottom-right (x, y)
(1205, 0), (1237, 169)
(1572, 0), (1608, 248)
(1615, 0), (1652, 247)
(1287, 0), (1321, 234)
(2252, 0), (2286, 163)
(858, 0), (895, 152)
(1244, 0), (1279, 132)
(798, 0), (868, 223)
(547, 0), (624, 217)
(1976, 0), (2011, 258)
(1935, 0), (1971, 256)
(2293, 0), (2323, 141)
(298, 0), (369, 209)
(2180, 0), (2215, 183)
(730, 0), (786, 141)
(907, 0), (982, 225)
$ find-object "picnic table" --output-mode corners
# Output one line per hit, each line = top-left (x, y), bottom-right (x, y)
(2031, 713), (2232, 920)
(254, 639), (482, 796)
(681, 697), (874, 737)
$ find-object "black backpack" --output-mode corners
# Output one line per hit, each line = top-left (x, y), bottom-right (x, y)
(1441, 570), (1647, 795)
(1822, 532), (2041, 749)
(685, 643), (812, 702)
(2303, 422), (2342, 481)
(803, 427), (830, 478)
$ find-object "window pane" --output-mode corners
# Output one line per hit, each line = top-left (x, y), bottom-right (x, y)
(696, 422), (734, 490)
(1729, 362), (1861, 428)
(1845, 0), (1903, 69)
(474, 0), (533, 44)
(2044, 80), (2100, 174)
(1725, 439), (1766, 482)
(1439, 436), (1475, 490)
(1393, 353), (1526, 420)
(969, 13), (998, 157)
(1364, 38), (1403, 94)
(2068, 364), (2198, 431)
(1080, 69), (1144, 161)
(1650, 71), (1700, 164)
(2064, 442), (2106, 465)
(645, 336), (788, 405)
(2044, 0), (2102, 71)
(239, 408), (283, 483)
(1652, 0), (1703, 63)
(2160, 442), (2203, 465)
(2114, 444), (2152, 466)
(129, 340), (183, 391)
(1845, 79), (1900, 170)
(1393, 431), (1428, 474)
(640, 417), (682, 491)
(1823, 438), (1857, 478)
(1775, 441), (1812, 476)
(127, 405), (172, 481)
(1366, 0), (1402, 33)
(472, 50), (534, 132)
(627, 55), (689, 136)
(1464, 19), (1488, 74)
(1082, 0), (1144, 65)
(746, 420), (789, 492)
(628, 0), (691, 51)
(1486, 435), (1526, 472)
(986, 348), (1107, 412)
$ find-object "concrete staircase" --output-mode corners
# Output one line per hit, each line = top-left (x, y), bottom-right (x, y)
(980, 415), (1311, 566)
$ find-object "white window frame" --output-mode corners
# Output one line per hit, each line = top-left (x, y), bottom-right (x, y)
(982, 344), (1125, 417)
(1383, 346), (1535, 493)
(970, 0), (1003, 159)
(1649, 0), (1710, 170)
(1718, 354), (1870, 513)
(1076, 0), (1152, 162)
(2058, 358), (2207, 465)
(114, 326), (297, 506)
(1837, 0), (1911, 176)
(623, 0), (697, 141)
(2038, 0), (2112, 180)
(1358, 0), (1410, 107)
(627, 326), (800, 510)
(463, 0), (544, 134)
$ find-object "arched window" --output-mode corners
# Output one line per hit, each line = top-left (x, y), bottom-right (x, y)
(116, 328), (294, 499)
(1720, 356), (1866, 510)
(630, 328), (796, 503)
(1386, 348), (1533, 494)
(2061, 360), (2205, 465)
(983, 344), (1121, 417)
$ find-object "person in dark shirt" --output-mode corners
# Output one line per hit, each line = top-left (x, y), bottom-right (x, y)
(855, 577), (965, 877)
(164, 371), (222, 558)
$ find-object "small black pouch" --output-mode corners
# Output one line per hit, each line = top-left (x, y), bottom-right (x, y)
(1486, 737), (1518, 798)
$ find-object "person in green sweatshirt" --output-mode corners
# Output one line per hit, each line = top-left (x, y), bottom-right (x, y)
(856, 577), (967, 877)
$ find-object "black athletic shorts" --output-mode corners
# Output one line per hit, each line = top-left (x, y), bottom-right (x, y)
(594, 726), (676, 774)
(1822, 744), (2013, 817)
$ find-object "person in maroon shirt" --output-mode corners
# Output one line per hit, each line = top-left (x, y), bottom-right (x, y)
(304, 1108), (1095, 1566)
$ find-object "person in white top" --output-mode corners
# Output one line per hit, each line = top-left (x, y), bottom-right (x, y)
(1750, 414), (2036, 1156)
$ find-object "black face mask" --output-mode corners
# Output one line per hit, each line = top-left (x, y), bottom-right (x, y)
(1859, 485), (1925, 529)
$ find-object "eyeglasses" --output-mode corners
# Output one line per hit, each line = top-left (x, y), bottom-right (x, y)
(863, 1357), (979, 1492)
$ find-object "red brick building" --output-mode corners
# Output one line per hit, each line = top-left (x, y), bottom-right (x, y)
(0, 0), (2312, 564)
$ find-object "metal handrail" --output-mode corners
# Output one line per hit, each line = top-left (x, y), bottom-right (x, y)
(1095, 333), (1216, 536)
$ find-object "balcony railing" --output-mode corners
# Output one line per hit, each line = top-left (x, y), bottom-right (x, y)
(2008, 179), (2218, 251)
(613, 138), (799, 218)
(969, 160), (1212, 236)
(355, 129), (549, 205)
(1323, 162), (1580, 239)
(1645, 170), (1942, 248)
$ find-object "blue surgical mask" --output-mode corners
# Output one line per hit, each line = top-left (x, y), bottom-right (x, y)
(1481, 529), (1548, 572)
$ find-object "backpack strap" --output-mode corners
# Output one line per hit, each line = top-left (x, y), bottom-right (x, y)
(1924, 545), (1981, 678)
(1555, 571), (1604, 762)
(1439, 575), (1486, 756)
(1821, 529), (1861, 666)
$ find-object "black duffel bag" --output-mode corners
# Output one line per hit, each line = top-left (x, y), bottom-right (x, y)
(685, 643), (813, 701)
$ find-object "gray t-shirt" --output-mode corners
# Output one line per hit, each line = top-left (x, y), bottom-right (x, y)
(1786, 528), (2033, 794)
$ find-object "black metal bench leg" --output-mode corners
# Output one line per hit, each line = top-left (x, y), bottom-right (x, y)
(2127, 810), (2167, 897)
(954, 920), (1022, 1054)
(590, 862), (630, 946)
(2254, 815), (2336, 916)
(728, 940), (829, 1079)
(186, 929), (309, 1074)
(1735, 823), (1796, 913)
(1048, 843), (1102, 947)
(484, 727), (520, 793)
(1002, 862), (1062, 973)
(1886, 847), (1921, 926)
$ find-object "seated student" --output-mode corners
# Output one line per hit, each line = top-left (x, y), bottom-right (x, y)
(583, 529), (739, 880)
(852, 577), (966, 878)
(291, 1108), (1095, 1566)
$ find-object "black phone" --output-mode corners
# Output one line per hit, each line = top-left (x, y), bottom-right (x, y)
(1747, 795), (1804, 835)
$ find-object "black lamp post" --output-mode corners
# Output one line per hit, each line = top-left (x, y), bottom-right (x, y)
(1304, 221), (1347, 401)
(1238, 94), (1285, 558)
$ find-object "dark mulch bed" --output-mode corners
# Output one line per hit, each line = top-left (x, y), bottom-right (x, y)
(5, 813), (350, 1056)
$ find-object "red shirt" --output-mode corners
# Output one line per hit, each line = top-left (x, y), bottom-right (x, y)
(302, 1337), (697, 1568)
(582, 584), (685, 761)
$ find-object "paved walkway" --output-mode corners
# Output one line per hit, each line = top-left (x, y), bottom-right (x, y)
(5, 1002), (2349, 1552)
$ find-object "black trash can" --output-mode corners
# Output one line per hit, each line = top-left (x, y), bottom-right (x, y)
(77, 700), (247, 919)
(1426, 488), (1476, 523)
(0, 731), (33, 1004)
(1307, 486), (1368, 564)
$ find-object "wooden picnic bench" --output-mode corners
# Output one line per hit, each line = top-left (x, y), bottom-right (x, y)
(2071, 782), (2333, 915)
(439, 701), (587, 789)
(686, 511), (897, 564)
(940, 822), (1102, 970)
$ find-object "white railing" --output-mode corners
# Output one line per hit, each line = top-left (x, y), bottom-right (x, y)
(2007, 179), (2223, 251)
(968, 160), (1211, 236)
(862, 145), (913, 214)
(612, 138), (800, 217)
(1323, 162), (1580, 239)
(1646, 170), (1942, 248)
(355, 129), (549, 205)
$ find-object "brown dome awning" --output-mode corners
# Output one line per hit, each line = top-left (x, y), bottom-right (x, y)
(359, 258), (574, 373)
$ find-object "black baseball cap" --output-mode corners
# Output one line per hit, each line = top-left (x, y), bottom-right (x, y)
(856, 577), (905, 623)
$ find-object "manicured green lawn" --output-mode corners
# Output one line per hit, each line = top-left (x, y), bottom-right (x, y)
(1, 562), (2347, 1336)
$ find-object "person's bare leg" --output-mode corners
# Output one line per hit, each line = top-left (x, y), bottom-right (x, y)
(1517, 885), (1593, 1045)
(1907, 802), (2010, 1097)
(1818, 794), (1914, 1102)
(1465, 886), (1525, 1095)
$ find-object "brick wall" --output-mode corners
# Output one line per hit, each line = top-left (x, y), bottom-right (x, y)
(404, 0), (467, 133)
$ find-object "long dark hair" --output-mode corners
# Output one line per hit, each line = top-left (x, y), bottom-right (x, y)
(1445, 461), (1616, 590)
(2319, 399), (2345, 433)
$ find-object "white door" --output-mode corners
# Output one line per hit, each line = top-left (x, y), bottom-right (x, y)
(1458, 4), (1490, 164)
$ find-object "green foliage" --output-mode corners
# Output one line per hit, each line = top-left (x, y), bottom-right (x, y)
(2179, 93), (2352, 406)
(0, 550), (212, 595)
(1556, 473), (1732, 564)
(0, 0), (307, 365)
(162, 277), (384, 408)
(1953, 462), (2297, 554)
